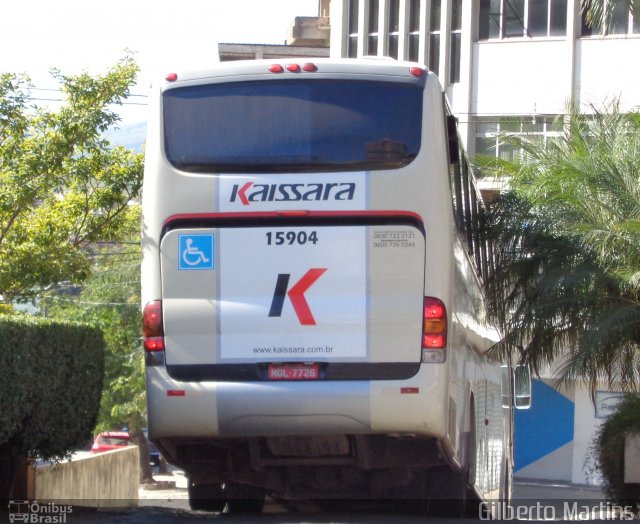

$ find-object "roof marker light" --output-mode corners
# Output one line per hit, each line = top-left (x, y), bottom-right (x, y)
(302, 63), (318, 72)
(286, 63), (301, 72)
(269, 64), (284, 73)
(410, 67), (425, 77)
(165, 73), (178, 82)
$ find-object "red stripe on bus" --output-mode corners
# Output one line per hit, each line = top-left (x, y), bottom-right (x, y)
(163, 210), (423, 227)
(167, 390), (186, 397)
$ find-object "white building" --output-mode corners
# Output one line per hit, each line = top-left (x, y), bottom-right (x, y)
(329, 0), (640, 171)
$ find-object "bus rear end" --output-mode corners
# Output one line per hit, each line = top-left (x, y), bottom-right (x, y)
(142, 59), (460, 507)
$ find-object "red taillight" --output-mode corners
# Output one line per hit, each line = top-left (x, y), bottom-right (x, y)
(422, 297), (447, 350)
(144, 337), (165, 352)
(143, 301), (165, 355)
(143, 300), (163, 337)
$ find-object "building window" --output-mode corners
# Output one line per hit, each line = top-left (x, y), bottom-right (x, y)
(429, 0), (441, 74)
(504, 0), (526, 37)
(478, 0), (567, 39)
(408, 0), (421, 61)
(388, 0), (401, 58)
(474, 116), (563, 161)
(581, 0), (640, 35)
(450, 0), (463, 83)
(368, 0), (380, 55)
(348, 0), (359, 58)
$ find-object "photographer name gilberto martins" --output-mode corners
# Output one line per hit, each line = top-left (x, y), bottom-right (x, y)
(480, 501), (640, 520)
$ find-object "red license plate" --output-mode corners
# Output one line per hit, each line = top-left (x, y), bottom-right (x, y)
(268, 363), (320, 380)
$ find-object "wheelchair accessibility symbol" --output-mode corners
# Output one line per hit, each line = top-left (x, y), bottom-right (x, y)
(179, 235), (214, 270)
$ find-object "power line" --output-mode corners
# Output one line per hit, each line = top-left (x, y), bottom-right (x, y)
(26, 96), (148, 106)
(31, 86), (148, 98)
(40, 294), (140, 307)
(23, 86), (149, 106)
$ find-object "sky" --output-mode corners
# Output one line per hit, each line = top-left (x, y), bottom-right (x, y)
(0, 0), (319, 124)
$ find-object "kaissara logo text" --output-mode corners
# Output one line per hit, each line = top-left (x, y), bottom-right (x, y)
(230, 182), (357, 205)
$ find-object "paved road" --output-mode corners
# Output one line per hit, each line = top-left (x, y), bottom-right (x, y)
(3, 471), (616, 524)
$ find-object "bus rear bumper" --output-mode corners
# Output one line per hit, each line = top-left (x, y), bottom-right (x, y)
(146, 363), (449, 441)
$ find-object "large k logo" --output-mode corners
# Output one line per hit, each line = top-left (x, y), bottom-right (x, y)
(268, 268), (327, 325)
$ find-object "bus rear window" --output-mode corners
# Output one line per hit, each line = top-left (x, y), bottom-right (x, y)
(163, 80), (423, 173)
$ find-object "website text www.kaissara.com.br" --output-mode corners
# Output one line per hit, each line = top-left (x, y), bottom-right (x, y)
(252, 345), (334, 355)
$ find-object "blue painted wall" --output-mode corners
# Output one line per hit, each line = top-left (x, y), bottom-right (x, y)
(515, 379), (575, 471)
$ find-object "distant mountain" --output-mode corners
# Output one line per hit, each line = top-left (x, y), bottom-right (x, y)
(106, 121), (147, 153)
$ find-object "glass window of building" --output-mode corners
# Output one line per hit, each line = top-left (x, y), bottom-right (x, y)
(429, 0), (441, 74)
(450, 0), (463, 83)
(388, 0), (401, 59)
(368, 0), (380, 55)
(348, 0), (359, 57)
(474, 116), (563, 161)
(409, 0), (421, 62)
(478, 0), (567, 39)
(581, 0), (639, 35)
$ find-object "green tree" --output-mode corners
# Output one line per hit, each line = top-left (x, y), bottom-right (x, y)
(482, 102), (640, 393)
(43, 212), (155, 482)
(0, 56), (143, 305)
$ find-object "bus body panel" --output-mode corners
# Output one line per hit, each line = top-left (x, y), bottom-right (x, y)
(142, 58), (510, 504)
(147, 364), (449, 439)
(159, 223), (425, 368)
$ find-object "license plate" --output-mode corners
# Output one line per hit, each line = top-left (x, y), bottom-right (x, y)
(268, 363), (320, 380)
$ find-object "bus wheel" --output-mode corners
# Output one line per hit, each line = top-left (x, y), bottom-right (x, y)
(225, 482), (266, 513)
(187, 479), (226, 512)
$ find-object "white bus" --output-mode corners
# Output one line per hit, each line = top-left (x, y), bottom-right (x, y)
(141, 58), (530, 514)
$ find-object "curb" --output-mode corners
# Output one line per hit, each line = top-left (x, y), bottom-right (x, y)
(140, 480), (177, 491)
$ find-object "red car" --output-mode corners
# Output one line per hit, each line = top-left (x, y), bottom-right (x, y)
(90, 431), (131, 453)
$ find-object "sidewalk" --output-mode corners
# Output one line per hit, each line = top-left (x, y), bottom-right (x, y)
(513, 479), (604, 501)
(138, 468), (188, 508)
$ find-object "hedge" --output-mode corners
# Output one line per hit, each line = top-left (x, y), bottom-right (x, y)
(0, 314), (105, 459)
(595, 394), (640, 504)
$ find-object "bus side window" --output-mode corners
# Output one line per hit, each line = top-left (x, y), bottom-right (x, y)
(447, 111), (493, 282)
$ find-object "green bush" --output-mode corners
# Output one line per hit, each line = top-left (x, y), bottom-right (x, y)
(595, 395), (640, 504)
(0, 314), (105, 459)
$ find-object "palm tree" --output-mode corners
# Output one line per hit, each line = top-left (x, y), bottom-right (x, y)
(480, 102), (640, 394)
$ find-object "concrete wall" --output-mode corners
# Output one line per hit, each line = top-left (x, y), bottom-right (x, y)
(473, 40), (573, 116)
(576, 38), (640, 111)
(33, 446), (139, 507)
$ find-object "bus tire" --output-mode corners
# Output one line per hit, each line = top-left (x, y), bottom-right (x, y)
(427, 411), (479, 516)
(225, 482), (266, 513)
